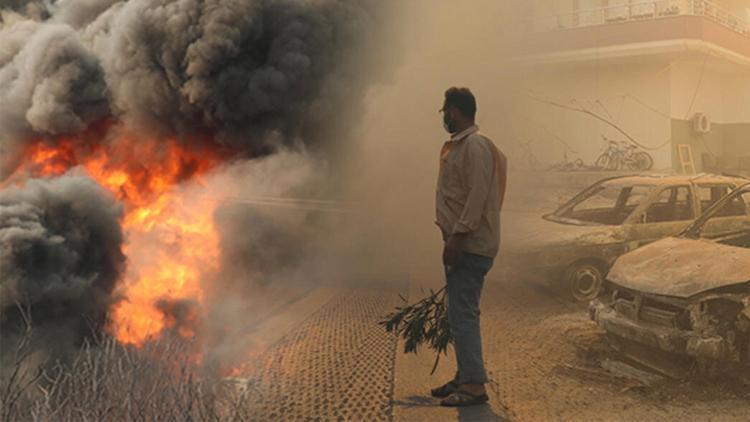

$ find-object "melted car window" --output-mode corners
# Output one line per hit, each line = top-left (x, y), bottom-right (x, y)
(698, 191), (750, 248)
(710, 190), (748, 217)
(697, 184), (734, 213)
(714, 191), (750, 217)
(624, 186), (651, 208)
(562, 184), (651, 225)
(644, 186), (694, 223)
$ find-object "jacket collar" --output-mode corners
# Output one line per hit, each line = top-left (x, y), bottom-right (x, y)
(448, 125), (478, 143)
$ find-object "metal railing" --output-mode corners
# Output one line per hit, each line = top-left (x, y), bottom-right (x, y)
(529, 0), (749, 37)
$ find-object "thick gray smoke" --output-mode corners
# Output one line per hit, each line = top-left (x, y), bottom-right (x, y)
(0, 0), (388, 176)
(0, 1), (52, 20)
(0, 0), (391, 364)
(0, 173), (124, 356)
(0, 19), (109, 135)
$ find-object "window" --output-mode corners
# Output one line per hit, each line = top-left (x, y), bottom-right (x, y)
(697, 191), (750, 248)
(562, 184), (652, 225)
(714, 191), (749, 218)
(643, 186), (694, 223)
(697, 185), (733, 212)
(697, 184), (744, 216)
(624, 185), (651, 209)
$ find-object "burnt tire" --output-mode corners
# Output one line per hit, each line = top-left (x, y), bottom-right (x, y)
(564, 262), (604, 302)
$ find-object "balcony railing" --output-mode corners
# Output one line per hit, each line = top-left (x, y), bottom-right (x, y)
(530, 0), (750, 37)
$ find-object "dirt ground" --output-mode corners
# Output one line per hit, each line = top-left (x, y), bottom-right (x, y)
(479, 270), (749, 421)
(488, 173), (748, 421)
(234, 170), (749, 421)
(394, 171), (749, 421)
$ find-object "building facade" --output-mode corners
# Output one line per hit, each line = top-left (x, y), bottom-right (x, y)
(512, 0), (750, 173)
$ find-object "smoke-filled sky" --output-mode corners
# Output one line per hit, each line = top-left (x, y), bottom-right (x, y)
(0, 0), (393, 359)
(345, 1), (526, 282)
(0, 0), (389, 176)
(0, 1), (529, 350)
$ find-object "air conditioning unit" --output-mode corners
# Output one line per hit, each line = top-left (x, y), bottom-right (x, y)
(692, 113), (711, 134)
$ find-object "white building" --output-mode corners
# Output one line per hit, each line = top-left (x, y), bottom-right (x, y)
(512, 0), (750, 173)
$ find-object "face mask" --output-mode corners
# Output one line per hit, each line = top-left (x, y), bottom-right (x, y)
(442, 111), (456, 134)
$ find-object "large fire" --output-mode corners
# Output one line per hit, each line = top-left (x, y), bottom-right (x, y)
(7, 134), (224, 346)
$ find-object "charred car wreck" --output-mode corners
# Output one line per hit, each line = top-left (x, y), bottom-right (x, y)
(513, 174), (746, 301)
(591, 183), (750, 375)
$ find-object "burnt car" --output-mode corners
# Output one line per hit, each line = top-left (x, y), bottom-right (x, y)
(590, 183), (750, 374)
(512, 174), (746, 301)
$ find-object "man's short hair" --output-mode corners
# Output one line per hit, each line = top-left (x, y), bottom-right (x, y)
(444, 87), (476, 119)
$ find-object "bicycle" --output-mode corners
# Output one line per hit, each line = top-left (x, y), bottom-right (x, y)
(594, 136), (654, 171)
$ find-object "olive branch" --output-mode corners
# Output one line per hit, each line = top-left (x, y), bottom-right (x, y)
(379, 287), (452, 374)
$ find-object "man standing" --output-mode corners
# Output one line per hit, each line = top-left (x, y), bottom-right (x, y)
(432, 87), (507, 407)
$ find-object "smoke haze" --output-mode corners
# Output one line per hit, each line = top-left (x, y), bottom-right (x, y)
(0, 0), (390, 176)
(0, 0), (553, 371)
(345, 1), (529, 284)
(0, 0), (534, 363)
(0, 173), (124, 355)
(0, 0), (394, 362)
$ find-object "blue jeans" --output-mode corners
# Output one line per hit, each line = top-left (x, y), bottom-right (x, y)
(445, 252), (493, 384)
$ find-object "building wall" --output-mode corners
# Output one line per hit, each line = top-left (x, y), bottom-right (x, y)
(722, 0), (750, 18)
(721, 70), (750, 169)
(518, 1), (750, 172)
(516, 56), (749, 172)
(723, 123), (750, 170)
(516, 61), (673, 169)
(671, 121), (750, 172)
(669, 60), (750, 172)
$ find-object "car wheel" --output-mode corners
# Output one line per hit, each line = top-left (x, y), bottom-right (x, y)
(565, 262), (604, 302)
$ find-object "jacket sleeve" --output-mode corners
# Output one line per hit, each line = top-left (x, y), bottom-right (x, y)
(451, 138), (494, 235)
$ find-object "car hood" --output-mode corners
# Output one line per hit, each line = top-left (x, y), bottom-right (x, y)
(504, 215), (623, 253)
(608, 237), (750, 298)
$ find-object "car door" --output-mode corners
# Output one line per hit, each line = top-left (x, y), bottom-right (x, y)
(696, 185), (750, 239)
(696, 184), (736, 214)
(625, 185), (697, 248)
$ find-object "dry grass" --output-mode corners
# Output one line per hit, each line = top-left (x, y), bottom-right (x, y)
(1, 305), (252, 421)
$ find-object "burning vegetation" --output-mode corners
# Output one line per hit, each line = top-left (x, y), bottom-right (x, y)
(0, 0), (390, 386)
(0, 0), (393, 419)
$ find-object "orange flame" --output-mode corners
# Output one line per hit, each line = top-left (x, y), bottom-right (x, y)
(9, 134), (224, 346)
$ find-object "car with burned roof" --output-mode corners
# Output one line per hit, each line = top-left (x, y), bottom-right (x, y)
(590, 183), (750, 375)
(510, 174), (747, 301)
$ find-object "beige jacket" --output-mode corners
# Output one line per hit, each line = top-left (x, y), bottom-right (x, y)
(436, 126), (502, 258)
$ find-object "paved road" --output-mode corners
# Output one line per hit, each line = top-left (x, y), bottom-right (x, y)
(232, 282), (404, 421)
(395, 267), (749, 422)
(228, 170), (748, 421)
(230, 268), (747, 421)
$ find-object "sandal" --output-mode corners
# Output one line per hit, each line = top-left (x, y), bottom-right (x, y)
(430, 380), (459, 398)
(440, 390), (489, 407)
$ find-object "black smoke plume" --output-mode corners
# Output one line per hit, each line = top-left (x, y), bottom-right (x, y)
(0, 173), (124, 357)
(0, 0), (392, 362)
(0, 0), (390, 177)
